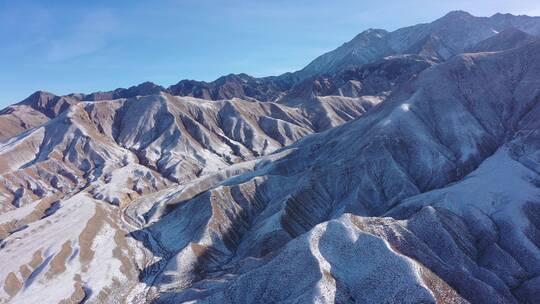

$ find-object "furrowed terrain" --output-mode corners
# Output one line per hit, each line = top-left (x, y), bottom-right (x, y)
(1, 11), (540, 304)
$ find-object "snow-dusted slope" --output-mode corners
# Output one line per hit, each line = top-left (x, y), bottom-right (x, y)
(0, 90), (383, 302)
(1, 10), (540, 304)
(467, 28), (539, 52)
(0, 91), (79, 142)
(121, 40), (540, 303)
(281, 54), (435, 102)
(298, 28), (393, 79)
(0, 93), (381, 207)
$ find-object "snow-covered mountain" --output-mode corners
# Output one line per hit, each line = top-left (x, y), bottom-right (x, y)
(1, 10), (540, 304)
(56, 10), (540, 107)
(297, 10), (540, 79)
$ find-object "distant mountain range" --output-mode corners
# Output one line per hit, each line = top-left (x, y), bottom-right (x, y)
(1, 11), (540, 304)
(29, 11), (540, 104)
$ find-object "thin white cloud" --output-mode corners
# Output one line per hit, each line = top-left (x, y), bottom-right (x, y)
(46, 9), (117, 61)
(0, 3), (53, 55)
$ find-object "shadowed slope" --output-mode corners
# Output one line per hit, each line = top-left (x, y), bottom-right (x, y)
(127, 40), (540, 303)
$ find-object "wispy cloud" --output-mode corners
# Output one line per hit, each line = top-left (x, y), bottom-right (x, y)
(46, 9), (117, 61)
(0, 3), (53, 55)
(0, 3), (118, 62)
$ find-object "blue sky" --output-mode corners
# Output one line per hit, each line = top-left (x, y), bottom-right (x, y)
(1, 0), (540, 107)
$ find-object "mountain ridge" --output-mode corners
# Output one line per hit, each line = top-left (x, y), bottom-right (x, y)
(8, 10), (540, 109)
(125, 40), (540, 303)
(1, 10), (540, 304)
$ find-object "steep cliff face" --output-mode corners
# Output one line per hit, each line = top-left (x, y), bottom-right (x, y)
(1, 11), (540, 304)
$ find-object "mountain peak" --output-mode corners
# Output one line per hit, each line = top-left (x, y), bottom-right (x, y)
(128, 81), (164, 92)
(214, 73), (255, 84)
(135, 81), (160, 87)
(491, 12), (517, 18)
(29, 90), (56, 99)
(354, 28), (388, 39)
(442, 10), (474, 19)
(433, 10), (476, 25)
(20, 90), (58, 106)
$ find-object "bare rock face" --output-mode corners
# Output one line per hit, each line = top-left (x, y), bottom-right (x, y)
(1, 10), (540, 304)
